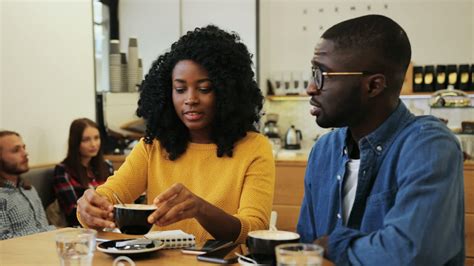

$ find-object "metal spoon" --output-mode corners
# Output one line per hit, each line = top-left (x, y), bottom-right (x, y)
(113, 192), (126, 207)
(235, 252), (258, 264)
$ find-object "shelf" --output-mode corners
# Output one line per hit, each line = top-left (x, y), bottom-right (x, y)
(267, 92), (474, 101)
(431, 106), (474, 109)
(400, 91), (474, 99)
(266, 95), (309, 101)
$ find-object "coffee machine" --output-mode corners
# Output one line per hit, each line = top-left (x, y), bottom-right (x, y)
(262, 113), (280, 138)
(262, 113), (282, 152)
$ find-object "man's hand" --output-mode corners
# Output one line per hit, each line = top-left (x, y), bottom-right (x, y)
(77, 189), (115, 229)
(314, 235), (329, 258)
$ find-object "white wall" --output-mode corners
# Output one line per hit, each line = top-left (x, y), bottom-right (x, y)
(119, 0), (256, 73)
(1, 0), (96, 165)
(119, 0), (180, 73)
(259, 0), (474, 149)
(260, 0), (474, 92)
(181, 0), (257, 68)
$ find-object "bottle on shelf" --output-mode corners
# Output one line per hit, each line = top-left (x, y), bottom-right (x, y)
(458, 64), (470, 91)
(413, 66), (424, 92)
(423, 65), (435, 92)
(446, 64), (458, 89)
(471, 64), (474, 91)
(435, 65), (446, 91)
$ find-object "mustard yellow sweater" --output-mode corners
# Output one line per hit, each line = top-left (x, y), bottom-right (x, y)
(95, 132), (275, 243)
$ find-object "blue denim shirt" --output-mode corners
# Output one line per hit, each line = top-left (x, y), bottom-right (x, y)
(297, 102), (465, 265)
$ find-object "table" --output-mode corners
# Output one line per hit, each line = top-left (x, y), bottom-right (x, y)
(0, 229), (333, 265)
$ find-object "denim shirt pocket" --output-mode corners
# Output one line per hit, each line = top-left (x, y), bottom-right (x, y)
(361, 188), (397, 231)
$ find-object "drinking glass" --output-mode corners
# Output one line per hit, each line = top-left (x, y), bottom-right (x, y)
(55, 228), (97, 266)
(275, 243), (324, 266)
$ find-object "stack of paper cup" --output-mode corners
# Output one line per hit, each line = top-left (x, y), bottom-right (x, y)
(127, 37), (139, 92)
(109, 40), (122, 92)
(136, 58), (143, 90)
(121, 53), (128, 92)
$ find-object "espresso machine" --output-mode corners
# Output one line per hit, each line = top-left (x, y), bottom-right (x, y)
(262, 113), (282, 151)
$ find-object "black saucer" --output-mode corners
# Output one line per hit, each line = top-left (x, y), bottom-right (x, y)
(245, 253), (274, 265)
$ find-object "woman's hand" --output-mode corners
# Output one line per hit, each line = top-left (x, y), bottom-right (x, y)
(147, 183), (206, 226)
(77, 189), (115, 229)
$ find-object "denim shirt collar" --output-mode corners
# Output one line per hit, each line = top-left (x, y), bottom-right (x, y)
(342, 101), (414, 155)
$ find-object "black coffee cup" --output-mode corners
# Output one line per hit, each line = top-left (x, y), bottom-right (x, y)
(246, 230), (300, 259)
(114, 204), (157, 235)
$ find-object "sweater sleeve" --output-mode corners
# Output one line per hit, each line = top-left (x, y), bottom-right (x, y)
(233, 136), (275, 243)
(95, 139), (150, 204)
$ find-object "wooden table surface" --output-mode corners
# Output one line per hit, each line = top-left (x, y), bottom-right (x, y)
(0, 228), (333, 265)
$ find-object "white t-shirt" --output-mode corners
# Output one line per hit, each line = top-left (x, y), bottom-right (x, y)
(342, 159), (360, 225)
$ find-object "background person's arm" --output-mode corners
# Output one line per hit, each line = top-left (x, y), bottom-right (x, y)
(52, 165), (80, 226)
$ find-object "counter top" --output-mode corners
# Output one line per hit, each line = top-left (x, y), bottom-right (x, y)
(274, 148), (309, 162)
(105, 153), (474, 166)
(0, 228), (334, 266)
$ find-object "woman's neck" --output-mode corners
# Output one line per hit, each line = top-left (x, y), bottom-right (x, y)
(189, 132), (212, 144)
(81, 157), (91, 168)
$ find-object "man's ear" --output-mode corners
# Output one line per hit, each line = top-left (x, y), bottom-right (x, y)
(367, 74), (387, 97)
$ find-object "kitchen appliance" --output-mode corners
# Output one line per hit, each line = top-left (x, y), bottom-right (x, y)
(284, 125), (303, 150)
(262, 113), (281, 138)
(262, 113), (282, 154)
(430, 86), (471, 107)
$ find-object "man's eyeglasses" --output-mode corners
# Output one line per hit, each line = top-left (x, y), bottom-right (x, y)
(312, 65), (374, 91)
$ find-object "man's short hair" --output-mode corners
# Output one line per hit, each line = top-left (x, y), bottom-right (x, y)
(322, 15), (411, 90)
(0, 130), (19, 138)
(0, 130), (20, 152)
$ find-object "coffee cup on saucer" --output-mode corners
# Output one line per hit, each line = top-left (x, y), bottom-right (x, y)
(114, 204), (157, 235)
(246, 230), (300, 263)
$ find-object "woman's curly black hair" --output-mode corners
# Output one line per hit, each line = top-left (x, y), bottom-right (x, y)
(136, 25), (264, 160)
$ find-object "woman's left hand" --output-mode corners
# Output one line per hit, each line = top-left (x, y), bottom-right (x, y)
(147, 183), (206, 226)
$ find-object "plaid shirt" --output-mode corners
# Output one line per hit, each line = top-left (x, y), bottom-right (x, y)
(53, 161), (113, 226)
(0, 179), (54, 240)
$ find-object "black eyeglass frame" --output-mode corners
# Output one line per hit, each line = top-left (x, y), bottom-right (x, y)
(311, 65), (375, 91)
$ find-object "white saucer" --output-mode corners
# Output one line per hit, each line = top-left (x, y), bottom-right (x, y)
(97, 238), (165, 255)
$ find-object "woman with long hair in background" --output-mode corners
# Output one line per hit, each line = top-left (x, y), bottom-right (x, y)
(53, 118), (113, 226)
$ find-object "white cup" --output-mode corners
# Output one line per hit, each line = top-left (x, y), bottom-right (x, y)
(275, 243), (324, 266)
(55, 229), (97, 266)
